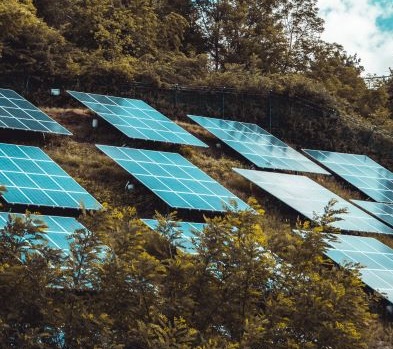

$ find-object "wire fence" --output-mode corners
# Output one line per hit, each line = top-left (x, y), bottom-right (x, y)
(1, 78), (392, 168)
(1, 80), (338, 134)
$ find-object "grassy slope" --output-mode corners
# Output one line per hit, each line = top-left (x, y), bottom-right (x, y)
(3, 107), (393, 345)
(42, 108), (388, 231)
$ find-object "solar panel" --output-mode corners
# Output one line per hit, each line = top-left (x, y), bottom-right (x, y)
(142, 218), (205, 254)
(325, 234), (393, 303)
(68, 90), (207, 147)
(97, 145), (249, 212)
(352, 200), (393, 227)
(303, 149), (393, 203)
(188, 115), (328, 174)
(0, 88), (72, 135)
(234, 169), (393, 234)
(0, 143), (101, 210)
(0, 212), (87, 256)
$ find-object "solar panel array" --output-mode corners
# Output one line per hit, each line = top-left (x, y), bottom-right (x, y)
(0, 212), (86, 256)
(352, 200), (393, 227)
(325, 234), (393, 303)
(188, 115), (328, 174)
(234, 169), (393, 235)
(304, 149), (393, 203)
(97, 145), (249, 212)
(0, 143), (101, 210)
(0, 88), (71, 135)
(142, 218), (205, 254)
(68, 91), (207, 147)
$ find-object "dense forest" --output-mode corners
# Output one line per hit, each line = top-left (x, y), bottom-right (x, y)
(1, 0), (393, 348)
(0, 0), (392, 120)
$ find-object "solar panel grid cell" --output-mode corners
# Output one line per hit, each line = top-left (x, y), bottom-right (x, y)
(352, 200), (393, 227)
(0, 88), (72, 135)
(188, 115), (329, 174)
(304, 149), (393, 203)
(0, 143), (101, 210)
(0, 212), (87, 255)
(97, 145), (249, 212)
(67, 91), (207, 147)
(234, 168), (393, 235)
(325, 234), (393, 303)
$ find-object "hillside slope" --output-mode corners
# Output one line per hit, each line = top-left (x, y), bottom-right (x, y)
(2, 106), (389, 234)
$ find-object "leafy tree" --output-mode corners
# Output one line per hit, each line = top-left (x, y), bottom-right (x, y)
(0, 213), (64, 347)
(192, 0), (324, 73)
(278, 0), (324, 72)
(54, 224), (113, 348)
(0, 0), (72, 87)
(155, 0), (206, 54)
(193, 0), (228, 71)
(0, 200), (380, 348)
(386, 71), (393, 118)
(80, 206), (167, 347)
(38, 0), (191, 60)
(193, 0), (284, 72)
(261, 203), (374, 349)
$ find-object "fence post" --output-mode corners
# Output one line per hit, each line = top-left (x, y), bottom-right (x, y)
(174, 83), (178, 110)
(268, 90), (272, 131)
(221, 86), (226, 118)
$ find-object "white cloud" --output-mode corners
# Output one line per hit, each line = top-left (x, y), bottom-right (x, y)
(318, 0), (393, 76)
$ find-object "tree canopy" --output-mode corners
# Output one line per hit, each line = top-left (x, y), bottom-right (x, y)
(0, 0), (391, 121)
(0, 202), (382, 348)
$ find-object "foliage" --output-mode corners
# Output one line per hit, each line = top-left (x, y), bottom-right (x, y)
(0, 201), (381, 348)
(386, 73), (393, 118)
(0, 2), (392, 346)
(0, 212), (64, 347)
(0, 0), (72, 87)
(1, 0), (388, 123)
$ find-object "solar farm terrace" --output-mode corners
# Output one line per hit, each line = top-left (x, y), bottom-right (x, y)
(0, 143), (101, 210)
(96, 145), (250, 212)
(234, 169), (393, 235)
(304, 149), (393, 203)
(68, 90), (207, 147)
(188, 114), (329, 174)
(0, 88), (72, 135)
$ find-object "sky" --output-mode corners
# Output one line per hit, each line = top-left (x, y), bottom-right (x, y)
(317, 0), (393, 76)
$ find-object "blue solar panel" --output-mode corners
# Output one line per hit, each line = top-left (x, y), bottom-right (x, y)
(142, 218), (205, 254)
(0, 143), (101, 210)
(303, 149), (393, 203)
(188, 115), (328, 174)
(0, 88), (72, 135)
(325, 234), (393, 303)
(68, 91), (207, 147)
(0, 212), (87, 256)
(352, 200), (393, 227)
(97, 145), (249, 212)
(234, 168), (393, 234)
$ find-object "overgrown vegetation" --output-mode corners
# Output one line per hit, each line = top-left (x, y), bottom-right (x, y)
(0, 0), (392, 122)
(1, 0), (392, 171)
(1, 202), (390, 348)
(1, 0), (393, 347)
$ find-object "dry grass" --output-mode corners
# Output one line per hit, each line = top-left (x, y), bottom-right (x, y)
(16, 108), (390, 235)
(177, 121), (215, 140)
(45, 139), (131, 205)
(310, 174), (366, 201)
(180, 146), (251, 200)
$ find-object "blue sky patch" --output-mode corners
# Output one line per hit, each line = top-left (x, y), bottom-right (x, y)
(376, 15), (393, 31)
